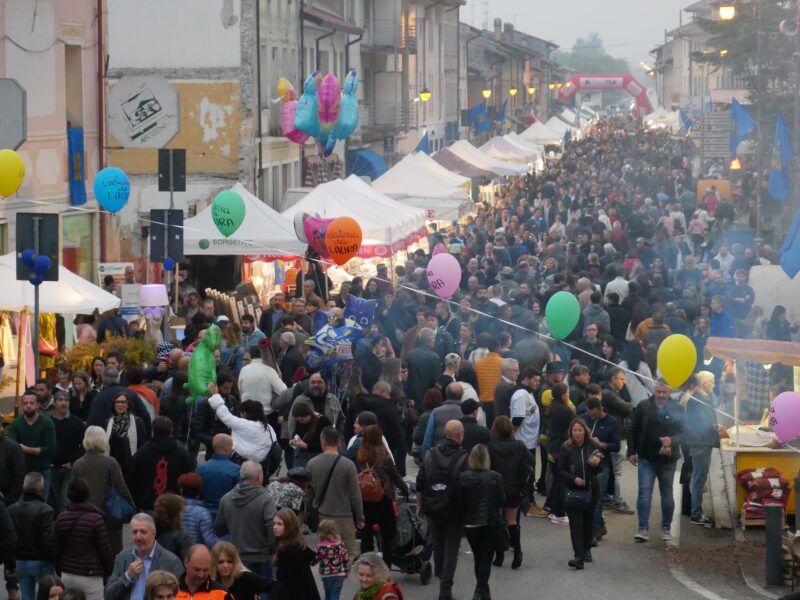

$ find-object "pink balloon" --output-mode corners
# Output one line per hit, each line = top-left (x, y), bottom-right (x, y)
(432, 243), (447, 255)
(770, 391), (800, 443)
(280, 101), (310, 144)
(427, 253), (461, 299)
(317, 74), (341, 125)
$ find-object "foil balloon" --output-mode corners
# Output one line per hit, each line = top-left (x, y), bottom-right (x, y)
(277, 77), (309, 144)
(329, 70), (360, 141)
(185, 324), (221, 403)
(294, 71), (321, 138)
(317, 74), (341, 156)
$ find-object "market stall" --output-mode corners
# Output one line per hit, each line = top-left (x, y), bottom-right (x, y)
(432, 147), (493, 179)
(479, 136), (536, 164)
(705, 336), (800, 517)
(545, 115), (580, 141)
(519, 121), (564, 146)
(447, 140), (529, 177)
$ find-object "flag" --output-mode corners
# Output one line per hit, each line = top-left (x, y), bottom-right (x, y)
(768, 112), (795, 204)
(495, 100), (507, 123)
(469, 102), (490, 134)
(730, 98), (754, 158)
(563, 128), (571, 145)
(67, 127), (87, 206)
(780, 208), (800, 278)
(679, 110), (693, 131)
(415, 129), (429, 154)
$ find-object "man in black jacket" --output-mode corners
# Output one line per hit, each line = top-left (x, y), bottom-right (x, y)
(460, 399), (490, 453)
(405, 329), (440, 404)
(605, 293), (631, 344)
(601, 367), (634, 515)
(0, 422), (25, 506)
(8, 472), (55, 599)
(360, 382), (405, 473)
(627, 380), (685, 543)
(50, 392), (85, 513)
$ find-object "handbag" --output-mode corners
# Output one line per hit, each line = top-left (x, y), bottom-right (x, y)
(305, 454), (341, 533)
(263, 426), (284, 478)
(495, 517), (511, 552)
(104, 458), (135, 524)
(563, 447), (593, 510)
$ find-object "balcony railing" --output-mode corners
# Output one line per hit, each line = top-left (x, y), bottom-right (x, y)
(363, 19), (416, 52)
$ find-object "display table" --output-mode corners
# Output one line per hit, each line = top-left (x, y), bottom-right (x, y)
(722, 439), (799, 516)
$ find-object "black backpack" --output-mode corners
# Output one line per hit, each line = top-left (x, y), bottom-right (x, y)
(422, 447), (467, 515)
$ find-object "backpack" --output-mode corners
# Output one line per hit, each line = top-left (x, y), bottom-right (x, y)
(422, 447), (467, 515)
(357, 463), (385, 503)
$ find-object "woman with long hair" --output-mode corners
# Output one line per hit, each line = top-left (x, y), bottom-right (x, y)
(557, 418), (602, 570)
(219, 322), (244, 376)
(160, 371), (190, 443)
(487, 416), (534, 569)
(89, 356), (106, 391)
(207, 383), (277, 471)
(153, 493), (192, 560)
(289, 401), (332, 467)
(34, 575), (64, 600)
(595, 335), (619, 383)
(104, 392), (146, 473)
(457, 444), (505, 599)
(356, 425), (409, 569)
(544, 382), (576, 525)
(618, 343), (655, 407)
(69, 369), (96, 421)
(458, 322), (477, 360)
(211, 540), (287, 600)
(353, 553), (403, 600)
(273, 508), (320, 600)
(766, 305), (799, 341)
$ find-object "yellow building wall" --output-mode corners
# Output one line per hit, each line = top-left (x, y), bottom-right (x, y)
(107, 81), (241, 174)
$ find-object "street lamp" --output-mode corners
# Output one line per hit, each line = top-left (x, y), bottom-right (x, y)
(508, 86), (518, 97)
(719, 3), (736, 20)
(730, 158), (742, 170)
(548, 83), (556, 90)
(482, 88), (492, 99)
(527, 86), (536, 95)
(419, 87), (432, 102)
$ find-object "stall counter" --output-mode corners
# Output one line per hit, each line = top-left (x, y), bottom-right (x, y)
(722, 439), (799, 515)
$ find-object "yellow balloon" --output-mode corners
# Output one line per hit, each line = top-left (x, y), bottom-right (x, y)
(657, 334), (697, 388)
(0, 149), (25, 197)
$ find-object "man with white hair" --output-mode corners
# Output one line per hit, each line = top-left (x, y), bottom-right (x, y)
(276, 330), (304, 387)
(685, 371), (719, 528)
(493, 358), (519, 419)
(105, 512), (183, 600)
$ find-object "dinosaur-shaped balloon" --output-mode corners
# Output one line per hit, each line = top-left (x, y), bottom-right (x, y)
(185, 324), (221, 404)
(326, 70), (360, 156)
(317, 74), (341, 156)
(277, 77), (310, 144)
(294, 71), (321, 138)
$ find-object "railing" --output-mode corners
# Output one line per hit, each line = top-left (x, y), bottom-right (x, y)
(364, 19), (416, 52)
(363, 100), (417, 130)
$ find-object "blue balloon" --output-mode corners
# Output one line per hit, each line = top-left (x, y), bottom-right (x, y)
(345, 295), (377, 329)
(33, 255), (51, 276)
(93, 167), (130, 213)
(294, 71), (321, 137)
(28, 273), (43, 286)
(163, 257), (175, 271)
(331, 70), (360, 141)
(21, 249), (35, 268)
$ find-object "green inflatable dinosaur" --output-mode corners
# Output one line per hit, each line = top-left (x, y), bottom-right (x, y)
(185, 324), (221, 403)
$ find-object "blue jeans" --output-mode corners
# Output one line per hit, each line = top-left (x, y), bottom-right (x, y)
(322, 575), (345, 600)
(15, 559), (54, 600)
(50, 467), (71, 513)
(243, 560), (273, 600)
(689, 447), (712, 519)
(544, 459), (565, 517)
(636, 458), (676, 531)
(593, 465), (609, 529)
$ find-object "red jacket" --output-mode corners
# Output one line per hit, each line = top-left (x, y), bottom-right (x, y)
(55, 501), (114, 578)
(354, 581), (404, 600)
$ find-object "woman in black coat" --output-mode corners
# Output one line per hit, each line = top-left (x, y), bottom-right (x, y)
(487, 416), (533, 569)
(545, 382), (576, 523)
(104, 391), (146, 474)
(273, 508), (321, 600)
(457, 444), (505, 600)
(557, 417), (602, 570)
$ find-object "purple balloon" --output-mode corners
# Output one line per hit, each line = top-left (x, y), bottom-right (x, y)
(770, 391), (800, 443)
(427, 253), (461, 299)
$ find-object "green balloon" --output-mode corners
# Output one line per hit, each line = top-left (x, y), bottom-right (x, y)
(211, 190), (245, 238)
(199, 239), (210, 250)
(545, 291), (581, 340)
(184, 324), (221, 402)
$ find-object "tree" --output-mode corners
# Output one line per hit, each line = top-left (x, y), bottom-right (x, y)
(553, 33), (630, 75)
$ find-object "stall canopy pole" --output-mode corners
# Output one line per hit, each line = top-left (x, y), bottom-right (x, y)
(14, 310), (26, 417)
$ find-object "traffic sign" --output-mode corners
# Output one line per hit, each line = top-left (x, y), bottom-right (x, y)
(0, 79), (27, 150)
(107, 76), (180, 149)
(690, 111), (731, 159)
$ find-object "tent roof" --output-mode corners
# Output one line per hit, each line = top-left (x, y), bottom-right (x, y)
(412, 152), (471, 187)
(519, 121), (563, 145)
(706, 337), (800, 368)
(343, 175), (427, 231)
(0, 253), (120, 313)
(432, 148), (492, 178)
(448, 140), (528, 177)
(183, 183), (305, 257)
(393, 195), (473, 222)
(479, 136), (535, 162)
(373, 153), (469, 199)
(545, 116), (575, 134)
(504, 133), (544, 156)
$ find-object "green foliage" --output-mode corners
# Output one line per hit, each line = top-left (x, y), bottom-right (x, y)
(553, 33), (630, 75)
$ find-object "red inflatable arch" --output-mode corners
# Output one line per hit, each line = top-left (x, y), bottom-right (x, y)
(557, 74), (653, 113)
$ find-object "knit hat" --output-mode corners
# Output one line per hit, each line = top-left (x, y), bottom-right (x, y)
(156, 341), (173, 360)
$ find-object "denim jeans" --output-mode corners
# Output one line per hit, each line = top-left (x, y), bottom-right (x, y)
(689, 447), (713, 519)
(636, 458), (676, 531)
(609, 441), (627, 504)
(50, 467), (71, 513)
(243, 560), (273, 600)
(15, 559), (55, 600)
(322, 575), (345, 600)
(593, 465), (609, 529)
(544, 459), (565, 517)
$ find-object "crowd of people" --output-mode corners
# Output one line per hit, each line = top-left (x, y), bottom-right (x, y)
(0, 114), (794, 600)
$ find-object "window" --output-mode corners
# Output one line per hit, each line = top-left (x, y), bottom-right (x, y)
(61, 213), (94, 280)
(64, 44), (84, 127)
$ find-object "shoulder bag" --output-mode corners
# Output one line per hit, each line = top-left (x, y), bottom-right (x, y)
(104, 458), (135, 524)
(305, 454), (341, 533)
(563, 447), (593, 510)
(263, 425), (284, 478)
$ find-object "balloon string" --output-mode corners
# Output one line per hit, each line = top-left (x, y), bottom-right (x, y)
(19, 192), (797, 455)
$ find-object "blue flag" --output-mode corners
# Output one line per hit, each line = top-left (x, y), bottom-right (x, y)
(679, 110), (693, 131)
(469, 102), (490, 134)
(730, 98), (754, 158)
(495, 100), (507, 123)
(563, 128), (571, 145)
(67, 127), (87, 206)
(780, 209), (800, 278)
(768, 113), (795, 204)
(415, 130), (429, 154)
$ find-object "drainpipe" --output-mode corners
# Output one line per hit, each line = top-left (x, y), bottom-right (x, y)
(445, 3), (460, 142)
(96, 0), (106, 262)
(315, 30), (335, 68)
(256, 0), (263, 199)
(344, 32), (363, 174)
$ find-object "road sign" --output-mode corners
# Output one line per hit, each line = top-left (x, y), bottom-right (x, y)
(690, 112), (731, 159)
(680, 95), (702, 118)
(0, 79), (27, 150)
(107, 76), (180, 149)
(16, 213), (59, 281)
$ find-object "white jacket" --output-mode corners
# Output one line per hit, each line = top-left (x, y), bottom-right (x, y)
(618, 361), (655, 406)
(237, 362), (287, 414)
(208, 393), (276, 462)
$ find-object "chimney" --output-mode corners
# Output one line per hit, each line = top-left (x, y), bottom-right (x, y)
(493, 18), (502, 38)
(504, 22), (514, 38)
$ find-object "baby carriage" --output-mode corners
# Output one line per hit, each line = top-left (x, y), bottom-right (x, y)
(386, 480), (433, 585)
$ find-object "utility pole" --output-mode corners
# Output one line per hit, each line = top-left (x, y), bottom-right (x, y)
(794, 0), (800, 210)
(755, 0), (764, 244)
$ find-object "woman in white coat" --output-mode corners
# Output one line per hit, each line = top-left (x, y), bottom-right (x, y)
(618, 343), (654, 406)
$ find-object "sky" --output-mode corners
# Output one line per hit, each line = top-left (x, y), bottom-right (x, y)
(462, 0), (690, 67)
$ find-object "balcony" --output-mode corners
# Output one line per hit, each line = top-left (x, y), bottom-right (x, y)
(363, 19), (416, 53)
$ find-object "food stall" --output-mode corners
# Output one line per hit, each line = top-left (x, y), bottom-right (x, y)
(706, 337), (800, 518)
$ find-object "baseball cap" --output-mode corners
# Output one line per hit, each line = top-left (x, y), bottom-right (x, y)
(546, 360), (566, 373)
(217, 315), (230, 323)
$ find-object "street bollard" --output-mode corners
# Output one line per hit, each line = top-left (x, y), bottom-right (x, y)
(765, 504), (783, 586)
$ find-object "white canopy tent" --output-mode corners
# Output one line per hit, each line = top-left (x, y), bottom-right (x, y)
(479, 136), (535, 163)
(519, 121), (564, 146)
(447, 140), (528, 177)
(414, 151), (473, 187)
(503, 133), (544, 157)
(343, 175), (427, 232)
(0, 253), (120, 313)
(183, 183), (306, 257)
(643, 107), (680, 131)
(373, 153), (469, 199)
(545, 116), (580, 140)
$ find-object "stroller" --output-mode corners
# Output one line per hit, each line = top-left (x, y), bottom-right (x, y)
(385, 479), (433, 585)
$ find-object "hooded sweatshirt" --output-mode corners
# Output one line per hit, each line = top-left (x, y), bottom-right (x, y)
(126, 436), (195, 510)
(215, 483), (277, 562)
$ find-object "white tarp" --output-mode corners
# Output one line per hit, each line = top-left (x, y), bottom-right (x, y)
(448, 140), (528, 177)
(373, 153), (469, 199)
(503, 133), (544, 158)
(183, 183), (306, 257)
(519, 121), (564, 145)
(343, 175), (427, 232)
(0, 253), (120, 313)
(479, 136), (535, 163)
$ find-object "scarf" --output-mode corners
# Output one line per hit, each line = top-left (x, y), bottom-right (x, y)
(357, 583), (383, 600)
(106, 411), (138, 458)
(129, 384), (160, 414)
